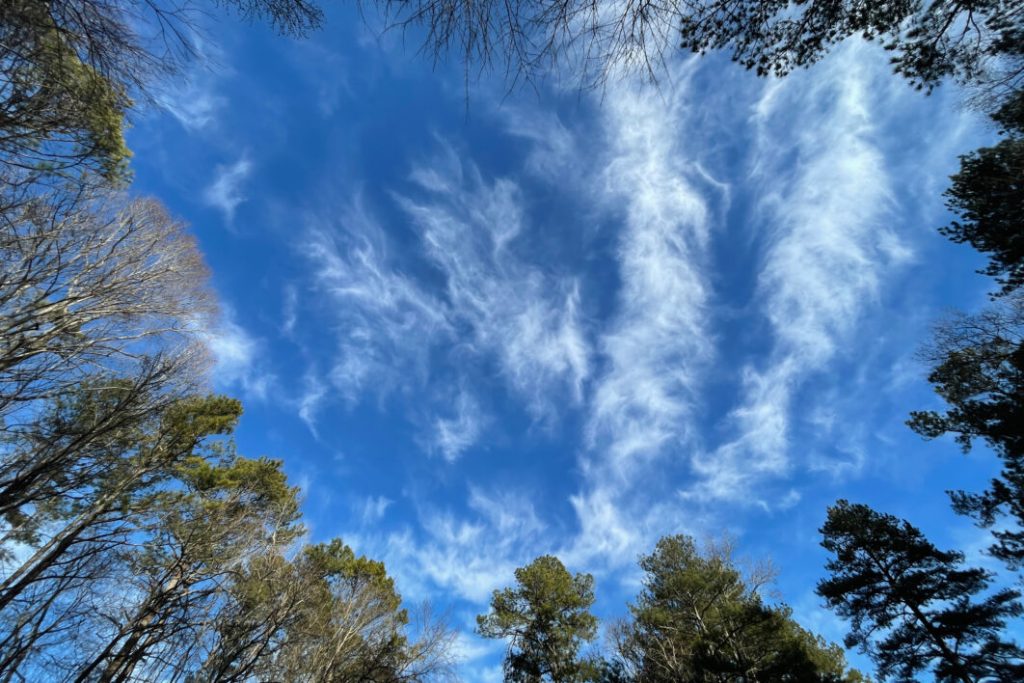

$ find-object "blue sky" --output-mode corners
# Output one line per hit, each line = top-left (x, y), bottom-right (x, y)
(127, 6), (1008, 678)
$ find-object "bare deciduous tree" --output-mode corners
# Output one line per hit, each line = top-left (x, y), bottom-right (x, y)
(0, 178), (214, 414)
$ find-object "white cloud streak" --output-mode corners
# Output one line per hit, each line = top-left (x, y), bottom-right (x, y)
(360, 495), (393, 524)
(358, 487), (549, 604)
(297, 372), (327, 437)
(303, 195), (449, 403)
(204, 155), (253, 225)
(690, 47), (902, 504)
(432, 390), (487, 462)
(500, 107), (578, 182)
(567, 71), (714, 568)
(402, 145), (591, 418)
(206, 308), (273, 400)
(155, 36), (230, 131)
(587, 77), (712, 470)
(304, 146), (591, 449)
(159, 79), (227, 131)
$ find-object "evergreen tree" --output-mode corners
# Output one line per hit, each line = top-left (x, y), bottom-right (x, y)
(478, 555), (599, 683)
(618, 535), (863, 683)
(909, 89), (1024, 571)
(818, 500), (1024, 682)
(941, 90), (1024, 298)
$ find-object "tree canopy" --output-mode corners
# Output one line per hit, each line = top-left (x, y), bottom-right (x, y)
(3, 0), (1024, 681)
(818, 500), (1024, 682)
(370, 0), (1024, 91)
(616, 535), (864, 683)
(478, 555), (599, 683)
(941, 90), (1024, 298)
(0, 0), (325, 184)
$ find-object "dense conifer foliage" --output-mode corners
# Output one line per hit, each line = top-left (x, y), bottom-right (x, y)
(478, 555), (600, 683)
(618, 536), (864, 683)
(819, 501), (1024, 682)
(942, 91), (1024, 298)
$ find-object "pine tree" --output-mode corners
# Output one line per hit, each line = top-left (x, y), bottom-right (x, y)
(818, 500), (1024, 682)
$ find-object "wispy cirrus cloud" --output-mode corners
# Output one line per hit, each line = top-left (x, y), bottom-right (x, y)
(304, 195), (449, 404)
(206, 307), (273, 400)
(156, 36), (230, 131)
(563, 70), (716, 568)
(432, 390), (487, 462)
(204, 155), (253, 225)
(303, 144), (591, 456)
(359, 495), (393, 525)
(402, 145), (591, 418)
(500, 107), (578, 182)
(586, 78), (712, 470)
(689, 47), (903, 504)
(357, 486), (549, 604)
(159, 77), (227, 131)
(296, 371), (328, 437)
(293, 48), (964, 605)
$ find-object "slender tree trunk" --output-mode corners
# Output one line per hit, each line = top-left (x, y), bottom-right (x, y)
(0, 468), (148, 612)
(81, 572), (184, 683)
(0, 579), (64, 678)
(867, 548), (974, 683)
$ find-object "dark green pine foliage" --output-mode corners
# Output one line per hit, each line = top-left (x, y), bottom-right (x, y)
(942, 91), (1024, 298)
(910, 91), (1024, 567)
(621, 535), (862, 683)
(818, 500), (1024, 682)
(907, 297), (1024, 570)
(477, 555), (599, 683)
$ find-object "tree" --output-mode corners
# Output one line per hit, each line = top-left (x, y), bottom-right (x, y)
(0, 393), (244, 681)
(616, 535), (862, 683)
(941, 89), (1024, 298)
(818, 500), (1024, 682)
(0, 177), (214, 416)
(0, 175), (215, 571)
(206, 539), (457, 683)
(70, 454), (302, 683)
(0, 382), (456, 682)
(477, 555), (599, 683)
(0, 170), (221, 680)
(190, 551), (303, 682)
(0, 0), (324, 183)
(0, 393), (243, 609)
(0, 0), (131, 181)
(371, 0), (1024, 91)
(675, 1), (1024, 93)
(909, 295), (1024, 570)
(903, 40), (1024, 577)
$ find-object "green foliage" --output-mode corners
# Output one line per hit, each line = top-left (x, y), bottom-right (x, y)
(478, 555), (599, 683)
(303, 538), (406, 615)
(677, 1), (1024, 93)
(261, 539), (423, 682)
(910, 70), (1024, 571)
(163, 394), (243, 443)
(907, 296), (1024, 568)
(182, 515), (451, 682)
(818, 500), (1024, 682)
(941, 90), (1024, 297)
(0, 0), (132, 182)
(619, 535), (861, 682)
(0, 0), (331, 185)
(0, 384), (242, 555)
